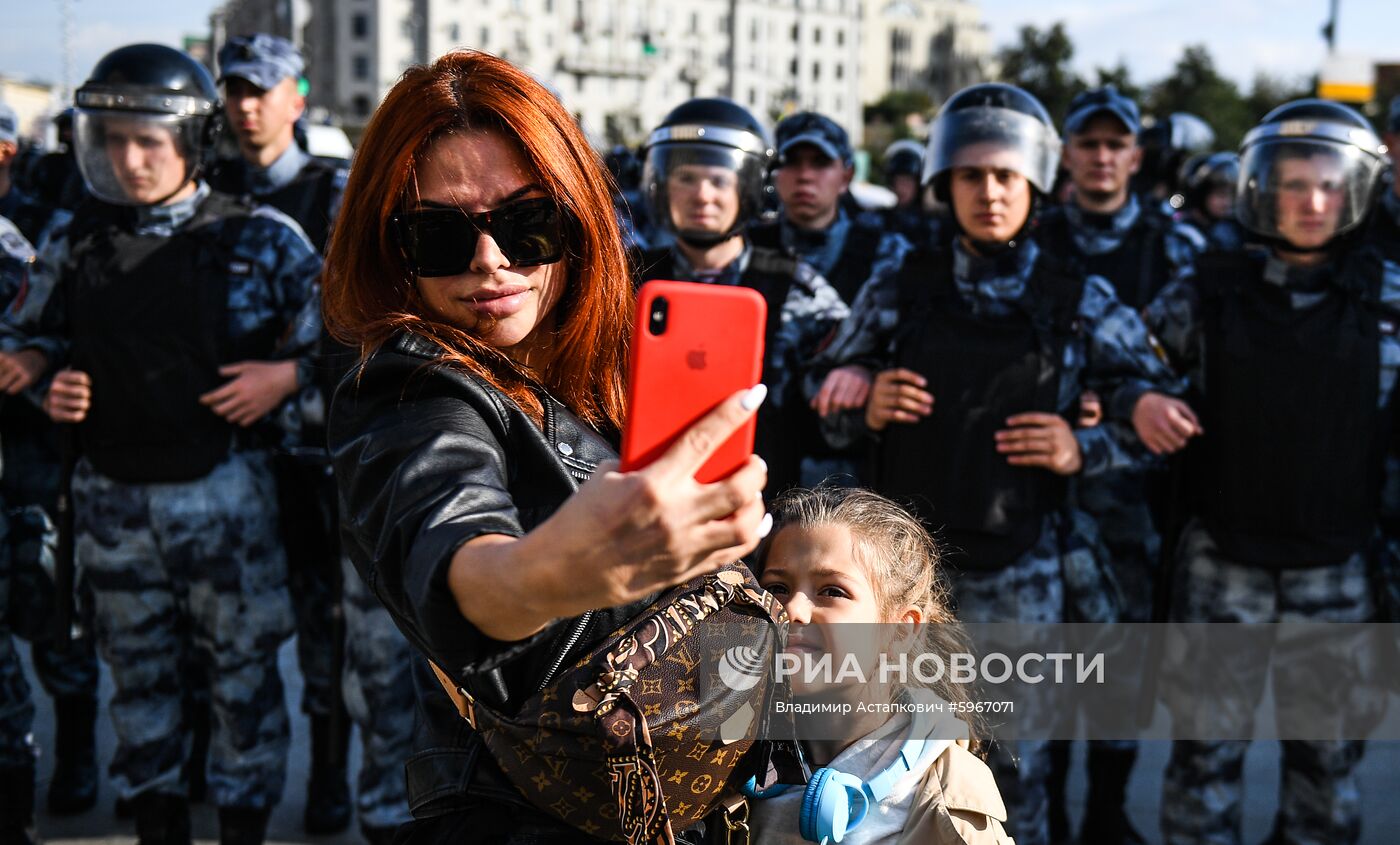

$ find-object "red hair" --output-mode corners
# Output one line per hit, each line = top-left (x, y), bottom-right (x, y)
(323, 50), (630, 432)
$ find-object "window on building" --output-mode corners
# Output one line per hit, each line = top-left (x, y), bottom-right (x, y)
(353, 55), (370, 80)
(835, 63), (843, 80)
(814, 27), (822, 44)
(352, 13), (368, 38)
(812, 63), (820, 81)
(545, 0), (554, 10)
(447, 23), (460, 41)
(689, 13), (699, 34)
(789, 58), (798, 76)
(790, 23), (799, 40)
(749, 87), (757, 106)
(750, 19), (759, 41)
(401, 17), (414, 38)
(719, 15), (729, 33)
(836, 29), (844, 46)
(354, 95), (371, 118)
(481, 25), (490, 44)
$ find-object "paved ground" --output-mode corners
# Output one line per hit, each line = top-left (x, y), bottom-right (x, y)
(23, 639), (1400, 844)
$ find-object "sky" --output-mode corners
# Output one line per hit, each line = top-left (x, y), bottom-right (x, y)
(5, 0), (1400, 93)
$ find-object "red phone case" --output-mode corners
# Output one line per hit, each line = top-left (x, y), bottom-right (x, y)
(621, 280), (767, 483)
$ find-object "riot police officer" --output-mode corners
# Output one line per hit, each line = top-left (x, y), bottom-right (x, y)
(828, 83), (1177, 845)
(1370, 97), (1400, 263)
(870, 138), (946, 246)
(1134, 111), (1215, 203)
(749, 111), (914, 486)
(635, 98), (847, 496)
(1131, 100), (1396, 845)
(1034, 84), (1205, 845)
(0, 214), (42, 845)
(1178, 151), (1247, 252)
(0, 43), (321, 844)
(205, 33), (392, 837)
(0, 104), (63, 247)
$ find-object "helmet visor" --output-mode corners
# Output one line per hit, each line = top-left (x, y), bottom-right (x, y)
(643, 143), (768, 240)
(1238, 138), (1385, 247)
(75, 110), (202, 206)
(924, 106), (1061, 194)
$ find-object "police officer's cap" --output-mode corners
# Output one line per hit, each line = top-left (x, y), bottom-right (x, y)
(1064, 85), (1141, 136)
(775, 112), (853, 167)
(218, 34), (305, 92)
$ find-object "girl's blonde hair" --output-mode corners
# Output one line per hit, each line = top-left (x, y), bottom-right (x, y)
(758, 485), (985, 745)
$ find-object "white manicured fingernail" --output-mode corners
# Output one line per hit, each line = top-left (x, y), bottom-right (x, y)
(741, 384), (768, 411)
(757, 512), (774, 539)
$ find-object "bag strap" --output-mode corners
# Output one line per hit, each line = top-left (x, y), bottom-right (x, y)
(428, 660), (477, 730)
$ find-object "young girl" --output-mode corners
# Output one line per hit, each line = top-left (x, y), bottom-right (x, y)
(752, 486), (1014, 845)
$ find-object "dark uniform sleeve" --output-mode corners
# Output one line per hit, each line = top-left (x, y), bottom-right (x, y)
(330, 352), (562, 679)
(1106, 274), (1204, 422)
(1076, 274), (1186, 476)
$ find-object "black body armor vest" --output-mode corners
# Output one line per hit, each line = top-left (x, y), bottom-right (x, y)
(876, 247), (1084, 570)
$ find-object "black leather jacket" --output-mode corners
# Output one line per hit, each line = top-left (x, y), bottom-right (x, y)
(329, 331), (656, 829)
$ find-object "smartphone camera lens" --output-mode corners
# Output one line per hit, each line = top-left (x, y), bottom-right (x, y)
(649, 296), (668, 336)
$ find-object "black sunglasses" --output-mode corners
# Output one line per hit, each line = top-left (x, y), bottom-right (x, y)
(391, 196), (565, 277)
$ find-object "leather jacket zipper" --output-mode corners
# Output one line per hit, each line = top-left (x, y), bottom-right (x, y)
(535, 389), (593, 693)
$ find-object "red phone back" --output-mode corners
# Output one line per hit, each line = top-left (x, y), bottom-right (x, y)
(621, 280), (766, 483)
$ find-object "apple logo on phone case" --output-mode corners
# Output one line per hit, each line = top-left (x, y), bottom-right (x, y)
(686, 348), (708, 370)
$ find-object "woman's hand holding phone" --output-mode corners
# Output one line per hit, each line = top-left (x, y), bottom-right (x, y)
(533, 385), (771, 610)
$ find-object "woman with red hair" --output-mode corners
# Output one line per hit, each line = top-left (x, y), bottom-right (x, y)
(323, 51), (771, 842)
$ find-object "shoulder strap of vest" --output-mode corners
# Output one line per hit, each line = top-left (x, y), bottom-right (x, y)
(897, 246), (954, 314)
(747, 220), (782, 251)
(834, 221), (883, 270)
(747, 244), (801, 280)
(1032, 205), (1074, 255)
(1193, 250), (1261, 300)
(745, 245), (798, 343)
(1027, 248), (1088, 332)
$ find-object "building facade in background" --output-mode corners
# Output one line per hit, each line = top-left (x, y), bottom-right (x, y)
(211, 0), (990, 146)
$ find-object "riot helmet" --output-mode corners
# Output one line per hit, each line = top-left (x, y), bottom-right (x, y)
(1137, 112), (1215, 198)
(1237, 99), (1387, 250)
(1177, 151), (1240, 218)
(642, 98), (773, 248)
(74, 44), (223, 206)
(924, 83), (1061, 202)
(883, 139), (925, 179)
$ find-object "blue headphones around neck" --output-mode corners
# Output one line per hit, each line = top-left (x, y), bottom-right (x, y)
(744, 723), (952, 844)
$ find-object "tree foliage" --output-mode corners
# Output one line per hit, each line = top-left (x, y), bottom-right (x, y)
(994, 23), (1085, 123)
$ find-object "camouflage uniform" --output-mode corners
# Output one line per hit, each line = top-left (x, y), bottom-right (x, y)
(216, 133), (415, 829)
(825, 237), (1177, 845)
(0, 217), (39, 771)
(750, 205), (913, 487)
(339, 554), (414, 830)
(2, 183), (320, 809)
(1141, 249), (1400, 845)
(1044, 193), (1205, 624)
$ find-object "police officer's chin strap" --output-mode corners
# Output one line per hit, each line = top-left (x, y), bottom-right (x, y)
(677, 227), (741, 250)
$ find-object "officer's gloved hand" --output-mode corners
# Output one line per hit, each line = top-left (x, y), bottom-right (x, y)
(44, 367), (91, 423)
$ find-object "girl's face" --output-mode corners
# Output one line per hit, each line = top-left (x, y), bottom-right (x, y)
(409, 129), (568, 365)
(760, 524), (919, 696)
